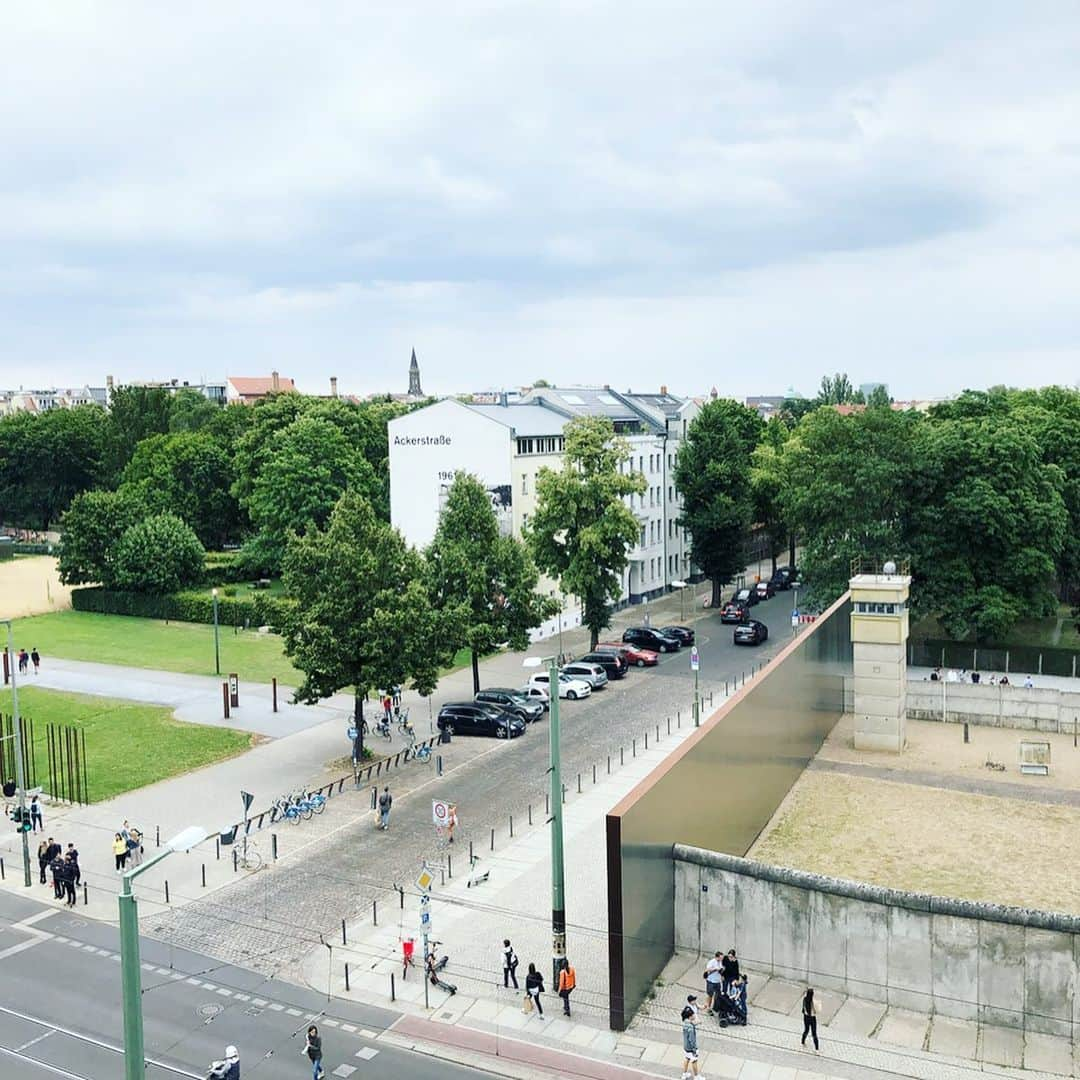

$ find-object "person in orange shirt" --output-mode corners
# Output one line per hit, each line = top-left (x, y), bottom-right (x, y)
(557, 958), (576, 1016)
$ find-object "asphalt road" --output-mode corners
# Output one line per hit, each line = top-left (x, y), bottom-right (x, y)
(0, 889), (494, 1079)
(146, 591), (797, 984)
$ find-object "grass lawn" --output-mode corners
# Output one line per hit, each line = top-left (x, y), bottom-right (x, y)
(203, 579), (288, 601)
(0, 686), (253, 803)
(912, 605), (1080, 650)
(10, 610), (302, 684)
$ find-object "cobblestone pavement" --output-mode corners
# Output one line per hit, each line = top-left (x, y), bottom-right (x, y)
(148, 590), (795, 980)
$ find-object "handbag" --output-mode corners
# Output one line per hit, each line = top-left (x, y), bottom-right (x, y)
(522, 992), (534, 1014)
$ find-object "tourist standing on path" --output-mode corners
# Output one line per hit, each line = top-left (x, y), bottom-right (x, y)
(31, 648), (40, 674)
(29, 794), (42, 832)
(721, 948), (740, 994)
(378, 787), (392, 830)
(502, 939), (519, 989)
(61, 855), (77, 906)
(66, 843), (81, 886)
(557, 958), (576, 1016)
(37, 838), (49, 884)
(704, 951), (723, 1012)
(525, 962), (545, 1016)
(113, 832), (129, 872)
(50, 851), (66, 900)
(801, 987), (819, 1051)
(681, 1005), (700, 1078)
(127, 826), (144, 867)
(302, 1024), (324, 1080)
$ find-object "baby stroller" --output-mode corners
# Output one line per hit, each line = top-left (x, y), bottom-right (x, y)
(714, 986), (747, 1026)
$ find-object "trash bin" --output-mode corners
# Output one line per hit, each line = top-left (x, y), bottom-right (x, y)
(219, 825), (237, 846)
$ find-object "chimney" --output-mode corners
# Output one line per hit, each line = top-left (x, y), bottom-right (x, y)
(271, 370), (280, 393)
(330, 376), (338, 398)
(499, 390), (508, 407)
(106, 374), (115, 393)
(660, 385), (667, 395)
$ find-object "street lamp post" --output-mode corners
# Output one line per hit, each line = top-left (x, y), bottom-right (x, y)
(524, 654), (565, 984)
(120, 825), (208, 1080)
(211, 587), (220, 676)
(671, 579), (688, 624)
(2, 621), (32, 886)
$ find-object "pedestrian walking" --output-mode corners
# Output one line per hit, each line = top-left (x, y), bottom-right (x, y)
(557, 958), (576, 1016)
(382, 694), (393, 722)
(18, 649), (28, 674)
(801, 987), (819, 1051)
(302, 1024), (324, 1080)
(721, 948), (740, 994)
(207, 1044), (240, 1079)
(37, 838), (49, 884)
(1024, 675), (1034, 689)
(524, 962), (545, 1017)
(681, 1005), (700, 1078)
(378, 787), (392, 830)
(113, 832), (129, 872)
(704, 950), (723, 1012)
(446, 803), (457, 844)
(685, 994), (700, 1021)
(66, 843), (81, 886)
(30, 794), (42, 832)
(30, 648), (40, 674)
(502, 939), (519, 989)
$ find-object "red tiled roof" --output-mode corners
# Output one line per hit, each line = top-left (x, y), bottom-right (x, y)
(228, 376), (296, 396)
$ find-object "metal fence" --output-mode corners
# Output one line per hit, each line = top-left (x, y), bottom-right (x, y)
(910, 640), (1079, 679)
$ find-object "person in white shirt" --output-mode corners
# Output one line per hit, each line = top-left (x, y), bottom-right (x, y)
(704, 951), (723, 1012)
(502, 938), (519, 989)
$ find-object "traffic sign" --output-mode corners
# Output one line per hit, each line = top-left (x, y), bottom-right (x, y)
(347, 727), (359, 739)
(791, 609), (799, 628)
(690, 646), (699, 672)
(432, 799), (450, 826)
(416, 867), (435, 892)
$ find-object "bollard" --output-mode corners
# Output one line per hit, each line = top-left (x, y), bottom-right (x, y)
(545, 792), (550, 815)
(437, 755), (443, 777)
(593, 764), (597, 784)
(607, 755), (611, 774)
(441, 868), (445, 887)
(373, 900), (377, 925)
(164, 880), (170, 904)
(216, 837), (220, 860)
(156, 825), (160, 848)
(964, 722), (970, 744)
(222, 682), (230, 719)
(271, 833), (278, 861)
(725, 680), (729, 695)
(345, 963), (350, 992)
(83, 883), (88, 905)
(342, 919), (347, 945)
(272, 677), (278, 713)
(390, 972), (396, 1002)
(510, 814), (514, 838)
(633, 738), (636, 757)
(620, 747), (625, 765)
(469, 840), (474, 863)
(0, 857), (4, 880)
(577, 772), (581, 793)
(528, 804), (533, 825)
(399, 885), (405, 908)
(490, 828), (495, 852)
(233, 848), (238, 872)
(677, 710), (680, 724)
(656, 724), (660, 742)
(562, 784), (566, 804)
(644, 732), (648, 750)
(448, 853), (452, 879)
(201, 864), (206, 888)
(667, 717), (671, 735)
(371, 786), (377, 810)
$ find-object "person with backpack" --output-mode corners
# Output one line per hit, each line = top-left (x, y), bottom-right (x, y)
(31, 648), (40, 674)
(524, 962), (545, 1016)
(207, 1044), (240, 1078)
(378, 787), (392, 830)
(302, 1024), (324, 1079)
(502, 939), (519, 989)
(557, 958), (576, 1016)
(29, 794), (42, 832)
(37, 838), (50, 884)
(801, 987), (819, 1051)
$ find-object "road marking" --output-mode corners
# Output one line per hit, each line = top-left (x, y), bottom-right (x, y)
(340, 1023), (356, 1033)
(215, 987), (233, 996)
(0, 937), (47, 960)
(234, 993), (250, 1001)
(156, 967), (172, 975)
(332, 1066), (357, 1076)
(186, 978), (203, 986)
(357, 1028), (376, 1038)
(253, 998), (269, 1006)
(14, 908), (59, 929)
(354, 1047), (379, 1060)
(286, 1007), (302, 1016)
(53, 935), (68, 943)
(269, 1002), (285, 1011)
(15, 1029), (55, 1053)
(202, 982), (217, 990)
(323, 1017), (339, 1027)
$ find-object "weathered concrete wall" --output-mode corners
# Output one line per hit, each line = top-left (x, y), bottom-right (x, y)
(906, 681), (1080, 733)
(675, 846), (1080, 1035)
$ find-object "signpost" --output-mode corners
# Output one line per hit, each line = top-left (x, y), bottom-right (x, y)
(416, 864), (434, 973)
(432, 799), (450, 828)
(690, 646), (700, 727)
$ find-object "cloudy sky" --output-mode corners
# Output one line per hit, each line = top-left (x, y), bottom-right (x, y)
(2, 3), (1078, 400)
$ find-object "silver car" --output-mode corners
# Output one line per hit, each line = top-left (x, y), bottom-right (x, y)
(561, 662), (608, 690)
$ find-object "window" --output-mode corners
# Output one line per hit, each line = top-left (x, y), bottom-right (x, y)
(521, 474), (528, 494)
(640, 526), (646, 547)
(668, 486), (673, 502)
(639, 455), (644, 472)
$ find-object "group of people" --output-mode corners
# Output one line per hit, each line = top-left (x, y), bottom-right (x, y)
(702, 948), (748, 1026)
(206, 1025), (324, 1080)
(501, 939), (577, 1018)
(113, 820), (144, 871)
(929, 667), (1032, 688)
(36, 836), (80, 906)
(13, 647), (41, 675)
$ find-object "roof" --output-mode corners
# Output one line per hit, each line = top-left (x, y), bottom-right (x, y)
(625, 391), (685, 419)
(524, 386), (667, 433)
(464, 402), (566, 437)
(228, 376), (296, 396)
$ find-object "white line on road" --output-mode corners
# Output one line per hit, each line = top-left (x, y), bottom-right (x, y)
(14, 1029), (55, 1053)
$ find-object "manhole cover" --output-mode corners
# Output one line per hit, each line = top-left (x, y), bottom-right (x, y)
(198, 1003), (225, 1019)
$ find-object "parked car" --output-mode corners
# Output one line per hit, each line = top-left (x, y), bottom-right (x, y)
(580, 651), (628, 679)
(437, 703), (526, 738)
(597, 642), (658, 667)
(733, 587), (759, 607)
(661, 625), (695, 646)
(474, 687), (545, 722)
(769, 567), (794, 591)
(518, 684), (550, 708)
(733, 620), (769, 646)
(622, 626), (682, 653)
(527, 671), (592, 700)
(754, 580), (775, 600)
(561, 661), (609, 690)
(720, 602), (749, 624)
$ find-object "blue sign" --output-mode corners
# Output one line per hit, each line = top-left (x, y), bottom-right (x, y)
(347, 727), (359, 739)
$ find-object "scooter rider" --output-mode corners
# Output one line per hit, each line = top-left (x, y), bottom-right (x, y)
(207, 1045), (240, 1079)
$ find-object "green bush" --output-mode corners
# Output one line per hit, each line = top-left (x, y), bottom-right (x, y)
(113, 514), (205, 594)
(221, 585), (237, 597)
(202, 550), (251, 585)
(71, 587), (294, 629)
(11, 541), (54, 555)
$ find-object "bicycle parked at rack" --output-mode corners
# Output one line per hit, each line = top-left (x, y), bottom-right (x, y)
(270, 788), (326, 824)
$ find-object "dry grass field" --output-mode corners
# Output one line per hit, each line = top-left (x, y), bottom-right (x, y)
(0, 555), (71, 617)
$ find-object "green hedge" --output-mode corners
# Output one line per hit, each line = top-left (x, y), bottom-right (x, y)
(0, 541), (55, 555)
(71, 587), (292, 631)
(202, 550), (251, 585)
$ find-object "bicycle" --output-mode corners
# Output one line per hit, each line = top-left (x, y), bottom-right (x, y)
(395, 707), (412, 733)
(237, 839), (263, 871)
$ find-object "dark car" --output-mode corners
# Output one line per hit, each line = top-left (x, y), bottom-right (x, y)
(623, 626), (682, 653)
(733, 620), (769, 646)
(771, 565), (798, 589)
(581, 651), (628, 679)
(661, 625), (695, 646)
(475, 688), (545, 723)
(437, 703), (526, 739)
(733, 587), (759, 607)
(720, 602), (749, 624)
(754, 580), (775, 600)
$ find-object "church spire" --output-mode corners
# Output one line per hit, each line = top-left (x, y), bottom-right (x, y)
(408, 349), (423, 397)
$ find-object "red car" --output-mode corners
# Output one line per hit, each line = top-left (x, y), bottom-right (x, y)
(597, 642), (659, 668)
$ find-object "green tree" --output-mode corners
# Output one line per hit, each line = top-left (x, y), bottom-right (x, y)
(280, 491), (454, 745)
(58, 488), (147, 586)
(168, 388), (223, 433)
(112, 513), (206, 594)
(816, 373), (862, 405)
(865, 385), (892, 409)
(750, 416), (794, 576)
(675, 400), (764, 606)
(779, 407), (920, 606)
(907, 417), (1067, 640)
(103, 385), (175, 481)
(120, 432), (242, 548)
(239, 416), (378, 573)
(0, 406), (108, 529)
(530, 417), (645, 649)
(428, 473), (559, 693)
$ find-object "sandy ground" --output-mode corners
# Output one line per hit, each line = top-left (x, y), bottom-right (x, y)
(0, 555), (72, 617)
(749, 714), (1080, 913)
